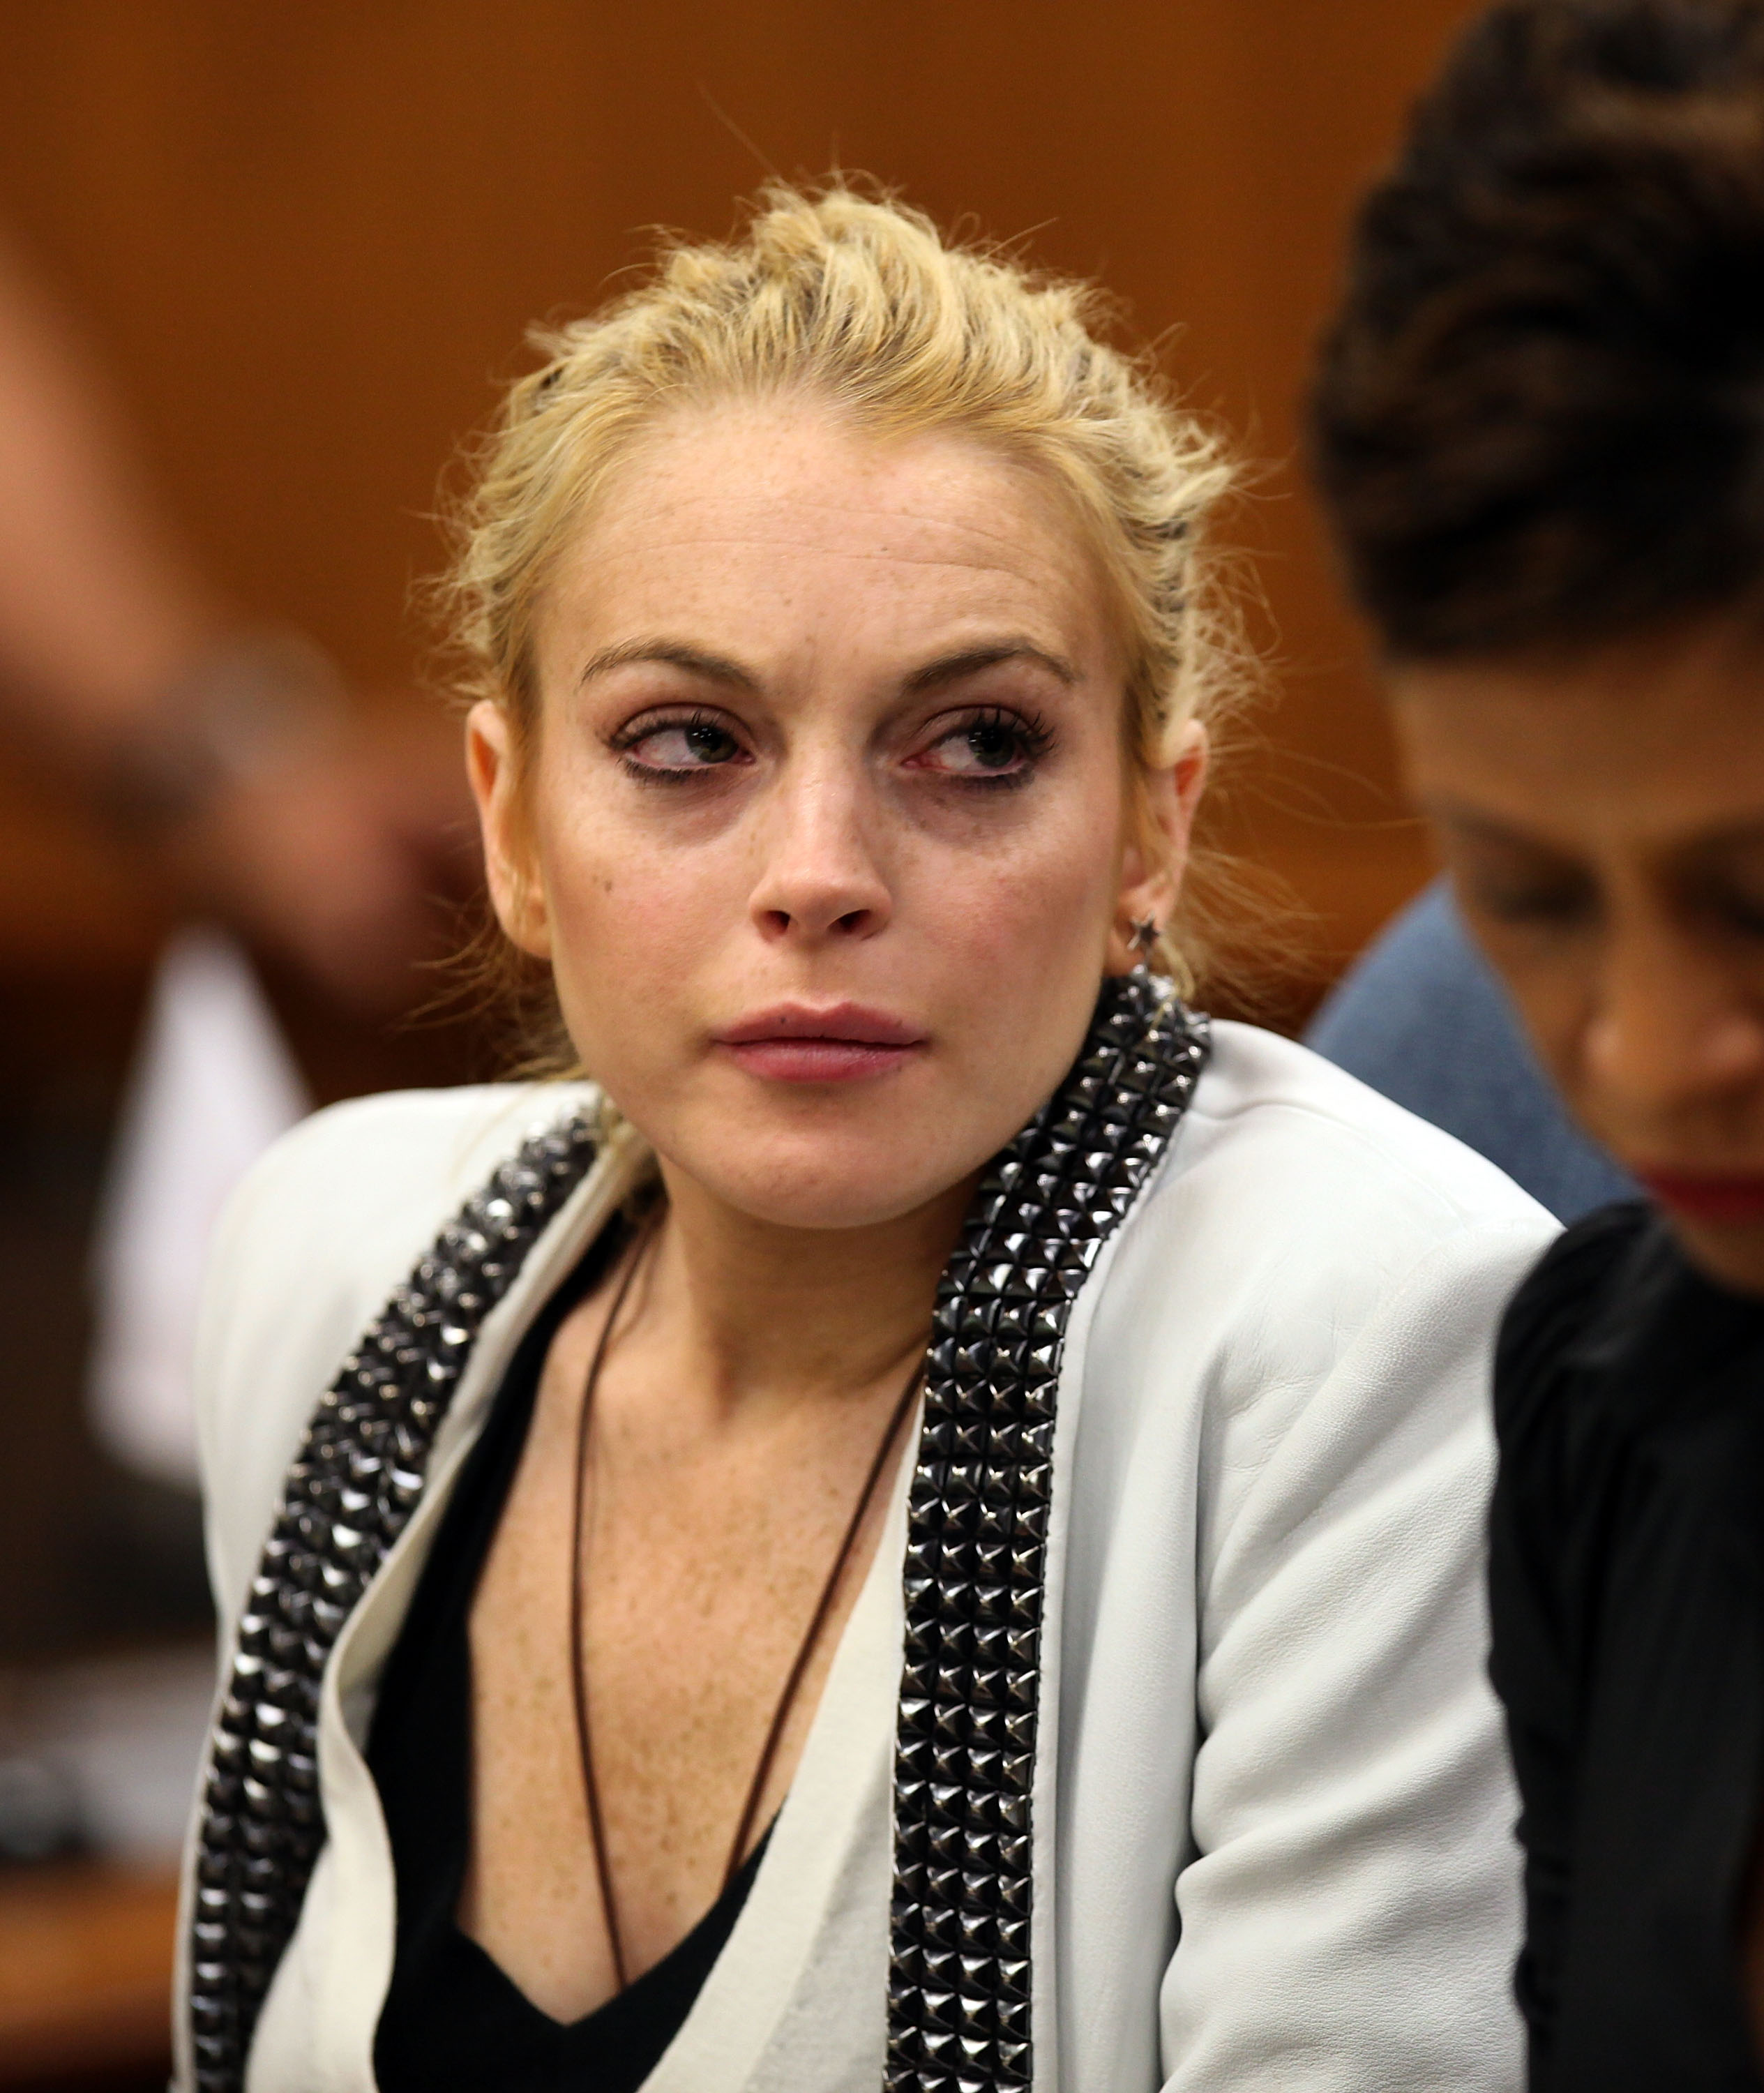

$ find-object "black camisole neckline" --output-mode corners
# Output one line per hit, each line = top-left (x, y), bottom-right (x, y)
(368, 1223), (769, 2093)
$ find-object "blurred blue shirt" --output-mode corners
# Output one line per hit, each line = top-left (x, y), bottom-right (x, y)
(1305, 877), (1635, 1224)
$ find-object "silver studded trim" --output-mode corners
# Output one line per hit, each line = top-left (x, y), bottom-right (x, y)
(885, 975), (1209, 2093)
(185, 1110), (601, 2093)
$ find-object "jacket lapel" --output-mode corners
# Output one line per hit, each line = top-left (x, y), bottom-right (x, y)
(886, 976), (1207, 2093)
(187, 1111), (603, 2093)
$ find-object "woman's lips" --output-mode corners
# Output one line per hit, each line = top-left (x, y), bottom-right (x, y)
(714, 1003), (927, 1084)
(1638, 1171), (1764, 1227)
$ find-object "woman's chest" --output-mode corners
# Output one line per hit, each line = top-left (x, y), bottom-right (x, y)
(460, 1341), (910, 2014)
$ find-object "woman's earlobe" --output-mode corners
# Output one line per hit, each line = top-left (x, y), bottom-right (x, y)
(1105, 890), (1173, 977)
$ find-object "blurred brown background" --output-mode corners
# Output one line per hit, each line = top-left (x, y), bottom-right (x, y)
(0, 0), (1484, 987)
(0, 3), (1482, 2085)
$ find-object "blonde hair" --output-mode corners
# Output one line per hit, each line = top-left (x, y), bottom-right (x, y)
(442, 180), (1246, 1014)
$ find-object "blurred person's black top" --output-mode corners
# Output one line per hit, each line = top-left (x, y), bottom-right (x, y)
(1491, 1201), (1764, 2090)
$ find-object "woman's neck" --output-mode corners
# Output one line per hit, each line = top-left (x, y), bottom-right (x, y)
(638, 1158), (978, 1417)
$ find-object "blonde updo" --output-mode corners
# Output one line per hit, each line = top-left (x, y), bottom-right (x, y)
(442, 181), (1246, 998)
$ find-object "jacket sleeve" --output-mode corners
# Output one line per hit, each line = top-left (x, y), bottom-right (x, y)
(1158, 1220), (1548, 2093)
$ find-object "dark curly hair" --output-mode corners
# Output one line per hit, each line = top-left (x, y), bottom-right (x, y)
(1311, 0), (1764, 658)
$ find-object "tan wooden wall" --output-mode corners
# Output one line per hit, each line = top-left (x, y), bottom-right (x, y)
(0, 0), (1484, 1017)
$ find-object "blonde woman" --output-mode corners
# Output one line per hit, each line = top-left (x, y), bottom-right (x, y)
(178, 188), (1552, 2093)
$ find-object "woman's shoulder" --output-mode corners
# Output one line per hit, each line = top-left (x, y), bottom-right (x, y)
(1085, 1021), (1560, 1656)
(1181, 1018), (1558, 1250)
(1094, 1019), (1560, 1430)
(205, 1079), (603, 1342)
(1496, 1202), (1656, 1390)
(1493, 1201), (1755, 1449)
(212, 1081), (601, 1297)
(193, 1082), (598, 1596)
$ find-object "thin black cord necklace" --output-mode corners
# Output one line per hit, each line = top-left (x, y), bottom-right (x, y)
(566, 1215), (926, 1992)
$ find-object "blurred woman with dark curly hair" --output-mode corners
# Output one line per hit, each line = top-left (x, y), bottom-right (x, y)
(1313, 3), (1764, 2085)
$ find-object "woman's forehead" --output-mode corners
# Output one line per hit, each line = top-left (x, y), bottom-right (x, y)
(575, 403), (1081, 568)
(1392, 624), (1764, 847)
(536, 406), (1116, 680)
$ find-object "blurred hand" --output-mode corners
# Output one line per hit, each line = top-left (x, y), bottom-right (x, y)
(162, 705), (478, 1014)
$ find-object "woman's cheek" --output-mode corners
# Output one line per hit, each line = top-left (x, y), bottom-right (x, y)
(963, 815), (1118, 962)
(536, 832), (686, 1060)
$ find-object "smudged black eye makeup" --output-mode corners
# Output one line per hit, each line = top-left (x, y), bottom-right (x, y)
(911, 705), (1055, 790)
(610, 707), (751, 781)
(608, 700), (1057, 793)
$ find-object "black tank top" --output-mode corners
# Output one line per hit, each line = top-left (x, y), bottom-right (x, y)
(368, 1225), (767, 2092)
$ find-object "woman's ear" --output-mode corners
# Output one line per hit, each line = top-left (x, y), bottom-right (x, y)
(466, 700), (552, 959)
(1106, 717), (1208, 975)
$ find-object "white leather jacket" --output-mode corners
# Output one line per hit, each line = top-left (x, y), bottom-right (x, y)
(176, 1007), (1554, 2093)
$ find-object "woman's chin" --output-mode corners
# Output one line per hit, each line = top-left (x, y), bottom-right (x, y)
(1664, 1215), (1764, 1300)
(639, 1112), (991, 1236)
(615, 1067), (1039, 1236)
(693, 1155), (977, 1234)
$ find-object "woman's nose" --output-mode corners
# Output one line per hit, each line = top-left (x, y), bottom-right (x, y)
(746, 763), (893, 945)
(1582, 923), (1764, 1126)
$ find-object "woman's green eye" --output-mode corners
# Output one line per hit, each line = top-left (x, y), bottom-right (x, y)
(683, 721), (738, 763)
(619, 713), (747, 773)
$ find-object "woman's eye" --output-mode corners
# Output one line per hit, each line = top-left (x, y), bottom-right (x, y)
(618, 714), (747, 774)
(917, 710), (1048, 783)
(1696, 876), (1764, 940)
(1463, 874), (1599, 929)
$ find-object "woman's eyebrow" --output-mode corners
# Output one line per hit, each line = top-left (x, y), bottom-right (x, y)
(576, 638), (758, 690)
(901, 641), (1078, 694)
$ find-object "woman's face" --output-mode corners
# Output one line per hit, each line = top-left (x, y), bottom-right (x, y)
(1392, 619), (1764, 1293)
(469, 400), (1200, 1234)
